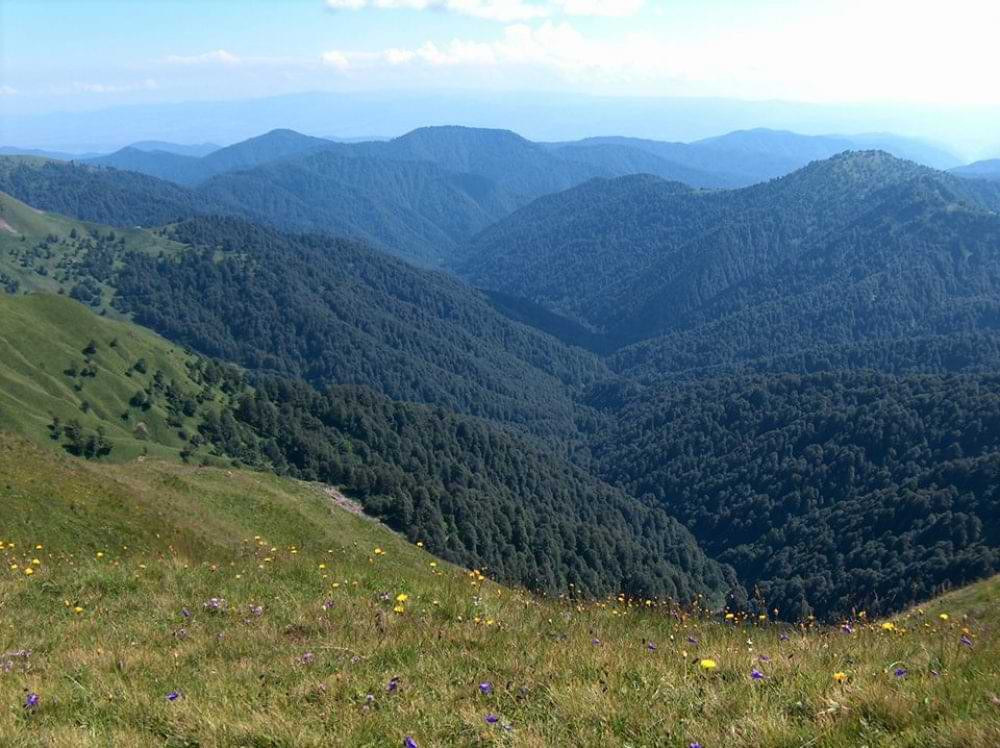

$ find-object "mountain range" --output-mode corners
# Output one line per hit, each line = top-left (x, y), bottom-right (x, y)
(2, 127), (999, 620)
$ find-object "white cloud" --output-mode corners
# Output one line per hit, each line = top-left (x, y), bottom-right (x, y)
(0, 85), (18, 96)
(165, 49), (241, 66)
(324, 0), (642, 21)
(321, 50), (351, 69)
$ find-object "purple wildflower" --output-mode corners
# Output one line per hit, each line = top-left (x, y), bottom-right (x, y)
(180, 608), (191, 618)
(24, 693), (39, 710)
(387, 677), (400, 694)
(300, 652), (315, 665)
(841, 623), (854, 634)
(404, 737), (418, 748)
(758, 654), (771, 662)
(646, 641), (657, 651)
(894, 667), (907, 678)
(249, 604), (264, 617)
(203, 597), (225, 612)
(592, 638), (602, 646)
(485, 714), (499, 725)
(689, 743), (703, 748)
(779, 633), (790, 641)
(931, 670), (941, 677)
(687, 636), (699, 644)
(479, 682), (493, 696)
(960, 635), (974, 647)
(166, 691), (181, 702)
(322, 599), (334, 611)
(751, 668), (766, 681)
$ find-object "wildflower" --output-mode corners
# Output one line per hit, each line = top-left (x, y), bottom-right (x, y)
(592, 638), (601, 646)
(687, 636), (699, 644)
(404, 738), (418, 748)
(396, 593), (409, 603)
(939, 613), (949, 621)
(203, 598), (225, 611)
(960, 635), (974, 647)
(841, 623), (854, 634)
(24, 693), (39, 711)
(880, 622), (896, 632)
(73, 606), (84, 614)
(758, 654), (771, 662)
(699, 658), (718, 671)
(750, 668), (766, 681)
(479, 682), (493, 695)
(416, 542), (424, 548)
(249, 605), (264, 617)
(833, 672), (848, 683)
(485, 714), (499, 725)
(725, 613), (735, 620)
(779, 633), (790, 641)
(31, 559), (40, 566)
(393, 604), (406, 614)
(180, 608), (191, 618)
(894, 667), (907, 678)
(23, 568), (33, 576)
(689, 743), (702, 748)
(387, 677), (400, 694)
(166, 691), (181, 701)
(322, 599), (334, 611)
(300, 652), (315, 665)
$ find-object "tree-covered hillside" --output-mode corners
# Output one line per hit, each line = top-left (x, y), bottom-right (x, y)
(463, 152), (1000, 369)
(0, 292), (733, 603)
(0, 157), (226, 227)
(591, 371), (1000, 619)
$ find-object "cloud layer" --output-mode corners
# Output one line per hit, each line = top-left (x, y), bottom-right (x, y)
(325, 0), (643, 21)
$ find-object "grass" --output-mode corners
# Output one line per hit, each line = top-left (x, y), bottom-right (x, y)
(0, 434), (997, 747)
(0, 190), (184, 311)
(0, 293), (235, 462)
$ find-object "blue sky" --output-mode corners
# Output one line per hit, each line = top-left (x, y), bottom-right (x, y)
(3, 0), (1000, 118)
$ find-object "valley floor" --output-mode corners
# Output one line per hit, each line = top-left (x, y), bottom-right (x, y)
(1, 436), (998, 747)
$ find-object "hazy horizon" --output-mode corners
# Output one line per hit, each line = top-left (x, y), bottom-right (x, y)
(2, 0), (999, 161)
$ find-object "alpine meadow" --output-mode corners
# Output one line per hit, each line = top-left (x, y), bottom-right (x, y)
(1, 1), (1000, 746)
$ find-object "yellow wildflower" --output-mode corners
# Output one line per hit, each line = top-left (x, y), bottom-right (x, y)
(699, 658), (718, 671)
(833, 672), (848, 683)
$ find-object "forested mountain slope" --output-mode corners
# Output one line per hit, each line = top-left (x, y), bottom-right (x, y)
(952, 158), (1000, 181)
(591, 371), (1000, 619)
(463, 152), (1000, 371)
(0, 194), (609, 440)
(195, 150), (518, 265)
(0, 292), (733, 602)
(0, 156), (226, 227)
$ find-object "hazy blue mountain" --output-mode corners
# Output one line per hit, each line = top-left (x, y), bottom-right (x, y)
(952, 158), (1000, 181)
(128, 140), (221, 157)
(0, 146), (105, 160)
(195, 149), (519, 265)
(87, 147), (206, 185)
(545, 142), (736, 188)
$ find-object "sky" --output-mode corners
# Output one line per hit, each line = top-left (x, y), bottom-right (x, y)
(1, 0), (999, 155)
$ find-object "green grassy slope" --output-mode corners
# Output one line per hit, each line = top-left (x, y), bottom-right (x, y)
(0, 435), (997, 747)
(0, 190), (184, 311)
(0, 293), (234, 462)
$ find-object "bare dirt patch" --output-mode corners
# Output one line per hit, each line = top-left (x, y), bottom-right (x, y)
(322, 485), (367, 518)
(0, 217), (17, 235)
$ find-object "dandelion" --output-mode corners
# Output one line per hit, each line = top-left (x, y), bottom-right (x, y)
(24, 693), (39, 711)
(23, 568), (33, 576)
(833, 672), (848, 684)
(699, 658), (718, 671)
(166, 691), (181, 701)
(73, 606), (84, 614)
(939, 613), (949, 621)
(393, 604), (406, 614)
(881, 622), (896, 632)
(750, 668), (766, 681)
(396, 593), (409, 603)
